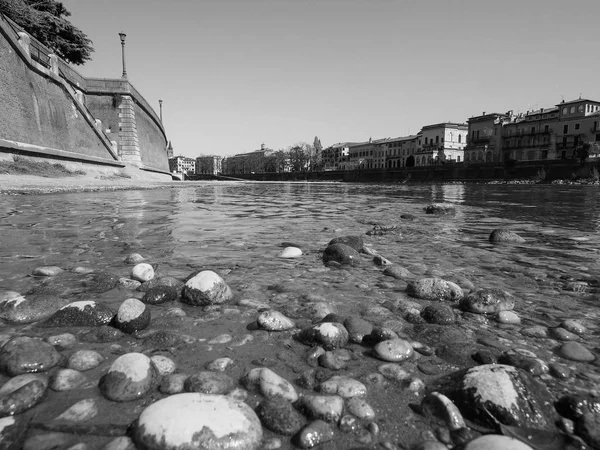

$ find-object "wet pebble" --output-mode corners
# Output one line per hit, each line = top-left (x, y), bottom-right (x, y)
(378, 363), (411, 381)
(184, 371), (235, 394)
(557, 342), (596, 362)
(421, 304), (455, 325)
(150, 355), (176, 376)
(119, 278), (141, 289)
(420, 391), (465, 431)
(549, 363), (571, 379)
(159, 373), (188, 394)
(142, 285), (178, 305)
(407, 278), (464, 302)
(138, 276), (183, 292)
(497, 353), (548, 376)
(0, 336), (62, 376)
(42, 301), (115, 327)
(258, 368), (298, 402)
(103, 437), (136, 450)
(125, 253), (145, 264)
(298, 395), (344, 423)
(488, 229), (526, 244)
(55, 398), (98, 422)
(520, 326), (548, 338)
(278, 247), (302, 258)
(99, 353), (157, 402)
(328, 235), (364, 252)
(319, 375), (366, 398)
(463, 434), (533, 449)
(257, 310), (295, 331)
(297, 322), (349, 350)
(372, 338), (414, 362)
(0, 294), (70, 324)
(496, 310), (521, 324)
(0, 375), (47, 416)
(322, 243), (361, 266)
(45, 333), (77, 348)
(50, 368), (88, 391)
(383, 266), (415, 280)
(346, 397), (375, 420)
(549, 327), (579, 341)
(343, 317), (373, 344)
(256, 398), (305, 435)
(460, 289), (515, 314)
(132, 393), (262, 450)
(131, 263), (154, 282)
(67, 350), (104, 371)
(182, 270), (233, 306)
(32, 266), (63, 277)
(295, 420), (334, 448)
(561, 319), (587, 335)
(115, 298), (151, 333)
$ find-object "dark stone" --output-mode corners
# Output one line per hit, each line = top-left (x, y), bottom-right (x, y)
(142, 331), (186, 348)
(555, 394), (600, 421)
(40, 302), (115, 327)
(322, 244), (361, 266)
(256, 399), (305, 436)
(327, 235), (364, 252)
(343, 317), (373, 344)
(0, 336), (62, 376)
(184, 372), (235, 394)
(0, 380), (46, 417)
(497, 353), (547, 376)
(137, 276), (183, 293)
(142, 285), (178, 305)
(421, 304), (455, 325)
(575, 410), (600, 448)
(424, 204), (456, 215)
(81, 272), (120, 293)
(79, 326), (125, 343)
(472, 350), (500, 365)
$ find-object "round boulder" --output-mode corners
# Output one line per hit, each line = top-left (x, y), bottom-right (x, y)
(460, 289), (515, 314)
(406, 278), (464, 302)
(132, 393), (262, 450)
(182, 271), (233, 306)
(327, 235), (364, 252)
(489, 229), (525, 244)
(0, 336), (62, 376)
(297, 322), (349, 351)
(99, 353), (158, 402)
(115, 298), (151, 333)
(322, 243), (361, 266)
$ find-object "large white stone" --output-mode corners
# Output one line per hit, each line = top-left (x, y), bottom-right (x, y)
(182, 271), (233, 306)
(131, 263), (155, 282)
(277, 247), (302, 258)
(133, 393), (262, 450)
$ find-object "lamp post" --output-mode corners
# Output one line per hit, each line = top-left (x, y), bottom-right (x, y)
(118, 32), (127, 78)
(159, 100), (163, 122)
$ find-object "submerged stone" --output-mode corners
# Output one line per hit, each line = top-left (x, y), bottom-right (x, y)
(0, 294), (70, 325)
(41, 301), (115, 327)
(322, 243), (361, 266)
(142, 285), (178, 305)
(489, 229), (526, 244)
(407, 278), (464, 302)
(0, 336), (62, 376)
(460, 289), (515, 314)
(99, 353), (157, 402)
(327, 235), (364, 252)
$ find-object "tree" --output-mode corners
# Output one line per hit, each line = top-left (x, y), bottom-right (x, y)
(288, 143), (312, 173)
(312, 136), (323, 171)
(0, 0), (94, 65)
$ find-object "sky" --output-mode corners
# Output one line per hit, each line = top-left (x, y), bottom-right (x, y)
(61, 0), (600, 158)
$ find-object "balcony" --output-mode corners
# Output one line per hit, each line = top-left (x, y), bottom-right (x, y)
(503, 128), (553, 138)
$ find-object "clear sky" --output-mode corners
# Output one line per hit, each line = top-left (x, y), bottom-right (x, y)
(61, 0), (600, 158)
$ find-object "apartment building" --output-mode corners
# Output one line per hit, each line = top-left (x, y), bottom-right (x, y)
(465, 112), (512, 163)
(381, 135), (420, 168)
(168, 156), (196, 174)
(415, 123), (468, 165)
(321, 143), (352, 171)
(347, 138), (388, 170)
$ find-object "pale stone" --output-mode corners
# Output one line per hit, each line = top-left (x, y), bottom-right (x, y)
(318, 376), (366, 398)
(259, 368), (298, 402)
(131, 263), (154, 283)
(68, 350), (104, 371)
(150, 355), (176, 376)
(55, 398), (98, 422)
(464, 435), (533, 450)
(277, 247), (302, 258)
(257, 310), (295, 331)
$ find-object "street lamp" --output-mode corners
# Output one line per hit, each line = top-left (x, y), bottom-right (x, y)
(118, 32), (127, 78)
(159, 100), (163, 122)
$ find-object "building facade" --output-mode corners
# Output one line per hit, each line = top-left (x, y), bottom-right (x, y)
(465, 112), (512, 163)
(322, 143), (352, 171)
(415, 123), (468, 165)
(381, 135), (419, 168)
(224, 144), (274, 174)
(168, 156), (196, 174)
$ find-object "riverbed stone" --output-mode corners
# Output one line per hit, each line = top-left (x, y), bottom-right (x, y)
(382, 265), (415, 280)
(159, 374), (188, 395)
(343, 317), (373, 343)
(125, 253), (145, 264)
(346, 397), (375, 420)
(560, 319), (587, 335)
(489, 229), (526, 244)
(258, 368), (298, 402)
(278, 247), (302, 258)
(32, 266), (63, 277)
(0, 336), (62, 376)
(420, 391), (465, 431)
(432, 364), (555, 429)
(41, 301), (115, 327)
(55, 398), (98, 422)
(460, 289), (515, 314)
(520, 326), (548, 338)
(142, 285), (178, 305)
(295, 420), (334, 449)
(407, 278), (464, 302)
(298, 395), (344, 423)
(549, 326), (579, 341)
(421, 304), (455, 325)
(328, 235), (364, 252)
(50, 368), (88, 391)
(0, 374), (47, 416)
(182, 270), (233, 306)
(257, 310), (295, 331)
(138, 276), (184, 293)
(372, 338), (414, 362)
(297, 322), (349, 350)
(81, 272), (121, 293)
(378, 363), (411, 381)
(0, 293), (70, 324)
(556, 342), (596, 362)
(424, 203), (455, 215)
(184, 371), (235, 395)
(256, 398), (305, 435)
(322, 243), (361, 266)
(150, 355), (176, 376)
(0, 416), (28, 449)
(131, 263), (154, 282)
(464, 435), (533, 450)
(497, 353), (548, 376)
(99, 353), (158, 402)
(496, 310), (521, 324)
(318, 375), (366, 398)
(67, 350), (104, 371)
(115, 298), (151, 333)
(133, 393), (262, 450)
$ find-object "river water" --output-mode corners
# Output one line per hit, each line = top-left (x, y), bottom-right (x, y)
(1, 181), (599, 449)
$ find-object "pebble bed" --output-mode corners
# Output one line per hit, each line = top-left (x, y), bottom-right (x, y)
(0, 182), (599, 450)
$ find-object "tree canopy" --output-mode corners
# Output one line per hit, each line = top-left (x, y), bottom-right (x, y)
(0, 0), (93, 65)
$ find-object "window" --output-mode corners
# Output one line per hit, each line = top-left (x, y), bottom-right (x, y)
(578, 105), (584, 113)
(458, 134), (462, 143)
(531, 127), (535, 134)
(596, 133), (600, 141)
(544, 125), (549, 133)
(563, 137), (568, 147)
(542, 150), (548, 160)
(425, 137), (428, 144)
(563, 124), (568, 134)
(435, 136), (439, 144)
(457, 156), (461, 162)
(570, 106), (576, 113)
(472, 131), (476, 141)
(575, 123), (580, 130)
(563, 107), (568, 115)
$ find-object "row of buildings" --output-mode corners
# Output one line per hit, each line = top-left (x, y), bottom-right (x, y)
(169, 96), (600, 176)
